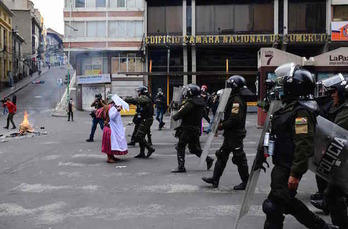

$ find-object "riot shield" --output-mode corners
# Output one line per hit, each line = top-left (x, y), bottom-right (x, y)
(309, 116), (348, 194)
(199, 88), (232, 168)
(170, 87), (183, 130)
(233, 100), (283, 229)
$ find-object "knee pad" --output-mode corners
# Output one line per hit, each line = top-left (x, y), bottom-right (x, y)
(232, 154), (247, 166)
(262, 199), (281, 216)
(215, 149), (224, 160)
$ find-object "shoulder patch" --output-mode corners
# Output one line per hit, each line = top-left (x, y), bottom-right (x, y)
(232, 103), (240, 114)
(295, 117), (308, 134)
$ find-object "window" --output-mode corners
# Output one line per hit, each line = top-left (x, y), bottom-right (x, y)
(81, 57), (108, 75)
(109, 21), (143, 38)
(289, 2), (326, 33)
(110, 0), (126, 8)
(87, 21), (106, 37)
(75, 0), (85, 8)
(111, 54), (142, 74)
(127, 0), (136, 8)
(148, 6), (182, 35)
(73, 22), (85, 37)
(117, 21), (126, 37)
(333, 5), (348, 21)
(196, 3), (273, 34)
(126, 21), (135, 37)
(96, 0), (106, 7)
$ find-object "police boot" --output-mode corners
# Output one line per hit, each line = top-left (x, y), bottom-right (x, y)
(172, 153), (186, 173)
(206, 156), (214, 170)
(202, 177), (219, 188)
(146, 146), (155, 158)
(134, 148), (146, 159)
(234, 166), (249, 190)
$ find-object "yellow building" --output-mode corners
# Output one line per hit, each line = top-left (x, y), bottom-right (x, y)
(0, 1), (13, 90)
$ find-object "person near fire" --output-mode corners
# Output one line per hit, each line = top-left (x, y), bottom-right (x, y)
(3, 98), (17, 129)
(86, 93), (106, 142)
(67, 98), (74, 122)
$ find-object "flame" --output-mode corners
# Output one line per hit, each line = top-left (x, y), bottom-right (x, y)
(21, 111), (30, 126)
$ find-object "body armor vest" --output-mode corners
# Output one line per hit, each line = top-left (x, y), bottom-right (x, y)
(271, 101), (317, 167)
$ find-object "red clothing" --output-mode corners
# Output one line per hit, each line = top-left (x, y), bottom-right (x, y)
(4, 101), (17, 114)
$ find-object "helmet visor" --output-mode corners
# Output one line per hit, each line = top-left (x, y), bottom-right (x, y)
(181, 86), (188, 98)
(274, 63), (297, 86)
(321, 73), (344, 88)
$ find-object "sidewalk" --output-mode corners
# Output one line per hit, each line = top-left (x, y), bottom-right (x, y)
(0, 67), (48, 99)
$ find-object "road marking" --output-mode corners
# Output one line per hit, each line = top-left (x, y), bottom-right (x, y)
(115, 166), (127, 169)
(58, 172), (82, 178)
(72, 154), (104, 159)
(58, 162), (101, 167)
(12, 183), (100, 193)
(42, 155), (62, 160)
(34, 96), (43, 99)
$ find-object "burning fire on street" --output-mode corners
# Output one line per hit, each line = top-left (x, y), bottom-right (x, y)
(19, 111), (34, 134)
(0, 111), (47, 142)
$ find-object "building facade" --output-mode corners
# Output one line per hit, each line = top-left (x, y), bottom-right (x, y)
(144, 0), (348, 100)
(3, 0), (44, 73)
(0, 1), (13, 91)
(63, 0), (145, 110)
(46, 28), (65, 66)
(12, 29), (26, 82)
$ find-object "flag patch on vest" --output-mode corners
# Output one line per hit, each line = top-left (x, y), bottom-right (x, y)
(232, 103), (240, 114)
(295, 117), (308, 134)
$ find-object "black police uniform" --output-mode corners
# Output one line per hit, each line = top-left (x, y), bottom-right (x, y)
(263, 100), (333, 229)
(325, 99), (348, 229)
(172, 96), (214, 172)
(208, 92), (249, 188)
(125, 94), (155, 158)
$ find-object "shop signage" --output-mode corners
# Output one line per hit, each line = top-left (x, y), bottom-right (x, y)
(145, 34), (328, 45)
(77, 74), (111, 85)
(331, 21), (348, 41)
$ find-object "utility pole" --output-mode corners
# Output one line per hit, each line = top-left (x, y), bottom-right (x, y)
(166, 43), (170, 106)
(67, 0), (72, 104)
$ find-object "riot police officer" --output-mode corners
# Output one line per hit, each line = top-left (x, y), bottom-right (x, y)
(262, 63), (337, 229)
(171, 84), (214, 173)
(125, 86), (155, 158)
(202, 75), (250, 190)
(318, 74), (348, 229)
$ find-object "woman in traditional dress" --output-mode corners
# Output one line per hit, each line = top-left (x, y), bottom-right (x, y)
(101, 101), (128, 163)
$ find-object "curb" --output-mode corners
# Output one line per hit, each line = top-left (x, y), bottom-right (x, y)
(2, 69), (49, 99)
(51, 110), (68, 117)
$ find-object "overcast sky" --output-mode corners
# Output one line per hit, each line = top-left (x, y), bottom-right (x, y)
(31, 0), (64, 35)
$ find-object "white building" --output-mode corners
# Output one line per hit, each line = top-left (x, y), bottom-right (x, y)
(63, 0), (145, 110)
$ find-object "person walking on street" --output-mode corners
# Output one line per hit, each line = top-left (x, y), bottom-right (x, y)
(3, 98), (17, 129)
(171, 84), (214, 173)
(1, 97), (8, 116)
(101, 100), (128, 163)
(86, 93), (106, 142)
(312, 74), (348, 229)
(125, 86), (155, 158)
(67, 98), (74, 121)
(202, 75), (250, 190)
(259, 63), (337, 229)
(155, 88), (167, 130)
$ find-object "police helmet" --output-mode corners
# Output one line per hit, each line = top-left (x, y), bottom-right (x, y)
(321, 73), (348, 101)
(95, 93), (102, 100)
(226, 75), (247, 91)
(182, 84), (201, 98)
(136, 85), (148, 95)
(275, 63), (315, 100)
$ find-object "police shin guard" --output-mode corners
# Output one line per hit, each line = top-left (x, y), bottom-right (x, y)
(262, 199), (284, 229)
(172, 151), (186, 173)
